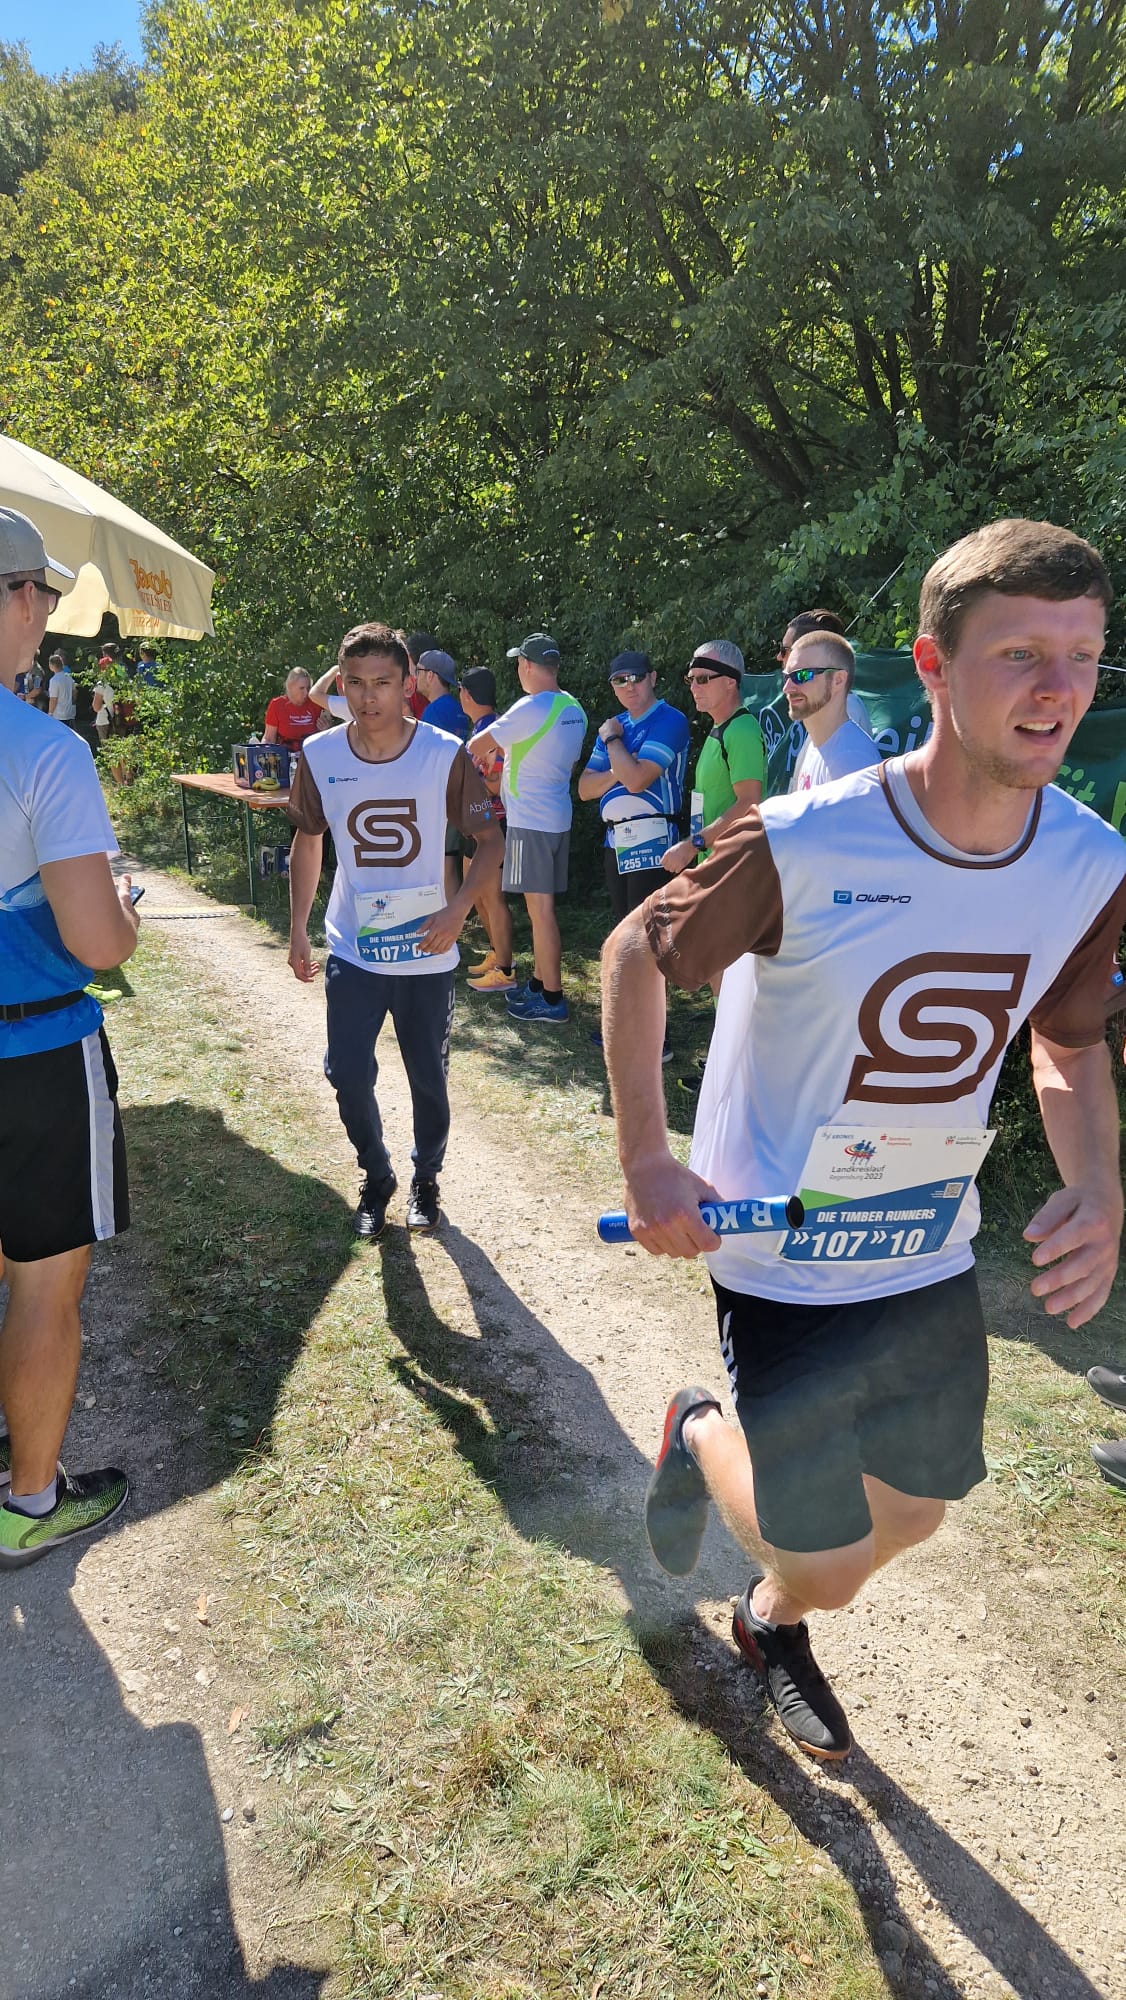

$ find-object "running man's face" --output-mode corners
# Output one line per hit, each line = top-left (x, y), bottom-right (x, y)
(340, 651), (408, 726)
(783, 655), (840, 723)
(916, 591), (1104, 791)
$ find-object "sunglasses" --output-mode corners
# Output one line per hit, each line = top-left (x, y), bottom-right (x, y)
(610, 671), (648, 687)
(684, 669), (726, 687)
(5, 577), (61, 613)
(781, 665), (831, 685)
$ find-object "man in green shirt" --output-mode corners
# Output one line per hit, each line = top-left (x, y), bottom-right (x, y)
(662, 640), (765, 874)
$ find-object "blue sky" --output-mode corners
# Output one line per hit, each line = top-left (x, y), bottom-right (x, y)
(7, 1), (145, 76)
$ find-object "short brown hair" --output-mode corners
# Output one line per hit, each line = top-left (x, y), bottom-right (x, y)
(337, 622), (410, 676)
(919, 519), (1112, 654)
(789, 630), (855, 691)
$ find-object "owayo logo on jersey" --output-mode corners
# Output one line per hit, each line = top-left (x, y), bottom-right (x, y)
(845, 952), (1030, 1105)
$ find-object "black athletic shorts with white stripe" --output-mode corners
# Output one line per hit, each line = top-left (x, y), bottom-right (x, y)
(0, 1027), (129, 1263)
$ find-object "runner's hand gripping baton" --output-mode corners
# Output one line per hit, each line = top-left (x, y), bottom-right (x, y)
(597, 1195), (805, 1245)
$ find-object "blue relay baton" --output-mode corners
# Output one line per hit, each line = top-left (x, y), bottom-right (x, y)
(597, 1194), (805, 1245)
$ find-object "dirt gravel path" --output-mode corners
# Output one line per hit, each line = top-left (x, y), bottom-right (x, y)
(5, 858), (1125, 2000)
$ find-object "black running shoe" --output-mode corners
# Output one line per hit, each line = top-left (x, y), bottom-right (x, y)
(644, 1387), (721, 1575)
(0, 1467), (129, 1570)
(353, 1174), (397, 1240)
(1091, 1439), (1126, 1492)
(1088, 1366), (1126, 1413)
(406, 1176), (441, 1231)
(732, 1585), (851, 1761)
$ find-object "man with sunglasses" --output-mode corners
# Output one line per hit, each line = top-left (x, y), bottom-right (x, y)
(578, 652), (689, 922)
(661, 640), (765, 877)
(783, 633), (880, 792)
(0, 508), (139, 1568)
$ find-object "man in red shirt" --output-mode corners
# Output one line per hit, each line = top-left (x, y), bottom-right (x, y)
(263, 670), (320, 750)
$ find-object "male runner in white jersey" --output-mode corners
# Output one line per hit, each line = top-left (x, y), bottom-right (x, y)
(783, 632), (881, 791)
(602, 518), (1126, 1760)
(287, 622), (501, 1236)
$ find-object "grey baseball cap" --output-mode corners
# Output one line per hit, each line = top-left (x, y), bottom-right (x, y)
(691, 638), (744, 680)
(0, 507), (75, 582)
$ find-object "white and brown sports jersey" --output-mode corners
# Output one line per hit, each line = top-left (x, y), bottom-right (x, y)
(643, 759), (1126, 1304)
(288, 719), (493, 976)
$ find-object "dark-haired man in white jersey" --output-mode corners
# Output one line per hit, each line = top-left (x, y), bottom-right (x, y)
(287, 622), (501, 1236)
(603, 518), (1126, 1760)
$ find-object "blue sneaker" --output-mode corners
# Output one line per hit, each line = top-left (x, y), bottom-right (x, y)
(512, 990), (569, 1024)
(505, 984), (534, 1016)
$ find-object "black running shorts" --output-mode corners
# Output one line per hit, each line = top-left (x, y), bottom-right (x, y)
(713, 1268), (989, 1555)
(0, 1028), (129, 1263)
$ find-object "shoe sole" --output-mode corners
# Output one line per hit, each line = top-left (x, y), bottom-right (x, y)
(1093, 1456), (1126, 1493)
(644, 1390), (718, 1576)
(407, 1215), (440, 1232)
(0, 1486), (129, 1570)
(468, 982), (518, 994)
(1088, 1381), (1126, 1413)
(731, 1602), (852, 1762)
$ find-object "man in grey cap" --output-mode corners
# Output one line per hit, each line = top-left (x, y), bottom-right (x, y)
(469, 633), (587, 1024)
(662, 640), (765, 875)
(0, 507), (140, 1568)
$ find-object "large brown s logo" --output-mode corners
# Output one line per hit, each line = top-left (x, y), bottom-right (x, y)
(846, 953), (1030, 1105)
(347, 798), (421, 868)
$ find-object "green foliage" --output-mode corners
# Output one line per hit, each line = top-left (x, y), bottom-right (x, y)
(1, 0), (1125, 789)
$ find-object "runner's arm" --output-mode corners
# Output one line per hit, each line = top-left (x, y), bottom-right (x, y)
(307, 667), (340, 713)
(601, 910), (721, 1259)
(1025, 1029), (1123, 1328)
(262, 722), (280, 743)
(287, 830), (323, 981)
(39, 854), (140, 968)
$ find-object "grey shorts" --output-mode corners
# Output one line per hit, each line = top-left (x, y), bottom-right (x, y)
(502, 827), (570, 896)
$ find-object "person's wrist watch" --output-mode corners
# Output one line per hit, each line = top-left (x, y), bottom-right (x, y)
(691, 833), (706, 850)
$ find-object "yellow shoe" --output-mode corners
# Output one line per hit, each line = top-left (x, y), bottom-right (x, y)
(467, 964), (518, 993)
(467, 950), (496, 978)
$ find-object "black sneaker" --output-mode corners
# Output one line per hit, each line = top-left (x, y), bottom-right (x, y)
(0, 1467), (130, 1570)
(406, 1176), (441, 1231)
(644, 1387), (721, 1575)
(1088, 1366), (1126, 1413)
(353, 1174), (397, 1240)
(732, 1585), (852, 1761)
(1091, 1439), (1126, 1492)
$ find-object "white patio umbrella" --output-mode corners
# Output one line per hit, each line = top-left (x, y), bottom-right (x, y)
(0, 432), (215, 641)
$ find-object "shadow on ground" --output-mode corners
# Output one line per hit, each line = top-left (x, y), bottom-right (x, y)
(378, 1219), (1103, 2000)
(0, 1100), (353, 2000)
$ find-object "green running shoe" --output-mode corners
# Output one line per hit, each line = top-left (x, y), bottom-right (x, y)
(0, 1467), (129, 1569)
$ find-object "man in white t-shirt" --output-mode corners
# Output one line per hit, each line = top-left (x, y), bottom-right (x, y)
(468, 633), (587, 1024)
(47, 653), (77, 726)
(602, 518), (1126, 1762)
(784, 632), (881, 792)
(287, 621), (501, 1237)
(0, 506), (141, 1569)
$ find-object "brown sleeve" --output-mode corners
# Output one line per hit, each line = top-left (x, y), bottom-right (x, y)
(445, 747), (495, 840)
(1029, 875), (1126, 1046)
(642, 807), (784, 992)
(286, 754), (328, 836)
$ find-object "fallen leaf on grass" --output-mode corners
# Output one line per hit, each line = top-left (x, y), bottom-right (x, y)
(228, 1707), (246, 1735)
(197, 1593), (210, 1625)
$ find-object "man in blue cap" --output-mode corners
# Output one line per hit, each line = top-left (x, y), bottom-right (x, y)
(579, 649), (689, 924)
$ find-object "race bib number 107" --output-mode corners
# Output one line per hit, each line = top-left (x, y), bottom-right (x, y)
(780, 1124), (995, 1264)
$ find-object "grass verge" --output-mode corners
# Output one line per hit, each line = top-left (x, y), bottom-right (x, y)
(105, 927), (887, 1999)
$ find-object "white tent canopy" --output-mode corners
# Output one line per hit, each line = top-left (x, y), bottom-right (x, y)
(0, 433), (215, 641)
